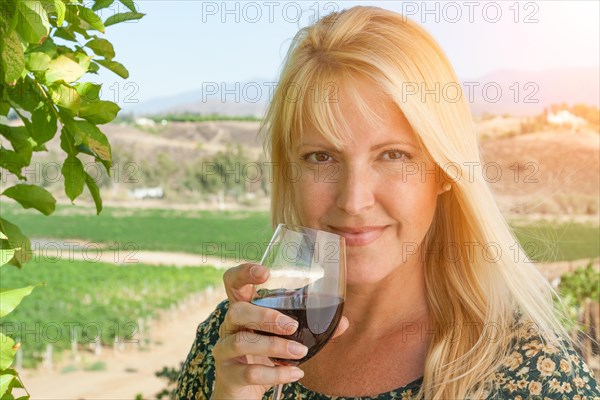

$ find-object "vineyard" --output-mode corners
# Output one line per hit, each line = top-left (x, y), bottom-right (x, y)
(2, 203), (598, 262)
(0, 205), (598, 372)
(0, 259), (222, 367)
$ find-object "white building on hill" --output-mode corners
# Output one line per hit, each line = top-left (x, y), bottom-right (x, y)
(547, 110), (586, 128)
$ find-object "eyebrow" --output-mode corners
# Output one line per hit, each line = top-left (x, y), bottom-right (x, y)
(297, 141), (418, 152)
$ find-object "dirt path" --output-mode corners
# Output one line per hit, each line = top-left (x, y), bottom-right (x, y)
(31, 238), (233, 269)
(79, 249), (232, 269)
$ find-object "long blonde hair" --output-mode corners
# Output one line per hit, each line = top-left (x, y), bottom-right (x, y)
(261, 6), (570, 399)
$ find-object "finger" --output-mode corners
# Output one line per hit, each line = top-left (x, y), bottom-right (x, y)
(331, 316), (350, 339)
(221, 302), (299, 338)
(223, 263), (270, 302)
(213, 331), (308, 362)
(228, 364), (304, 386)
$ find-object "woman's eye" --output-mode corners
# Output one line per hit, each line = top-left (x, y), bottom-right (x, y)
(304, 152), (332, 163)
(381, 150), (410, 161)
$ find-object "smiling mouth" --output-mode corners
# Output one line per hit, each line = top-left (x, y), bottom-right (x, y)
(328, 225), (388, 246)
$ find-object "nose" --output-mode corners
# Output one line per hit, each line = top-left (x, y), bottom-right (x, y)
(335, 165), (375, 216)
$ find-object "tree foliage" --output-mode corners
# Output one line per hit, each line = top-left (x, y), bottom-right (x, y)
(0, 0), (142, 397)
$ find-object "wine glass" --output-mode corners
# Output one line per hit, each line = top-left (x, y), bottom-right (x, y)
(251, 224), (346, 400)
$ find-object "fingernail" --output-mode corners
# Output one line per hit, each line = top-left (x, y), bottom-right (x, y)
(288, 341), (308, 357)
(250, 265), (267, 279)
(277, 316), (298, 332)
(290, 367), (304, 381)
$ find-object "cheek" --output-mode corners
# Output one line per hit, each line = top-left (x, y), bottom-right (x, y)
(293, 174), (335, 225)
(411, 185), (439, 237)
(383, 175), (439, 230)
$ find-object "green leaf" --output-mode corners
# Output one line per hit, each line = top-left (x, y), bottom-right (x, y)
(0, 219), (32, 268)
(0, 249), (17, 267)
(74, 82), (101, 102)
(59, 131), (74, 158)
(68, 23), (93, 40)
(85, 171), (103, 214)
(119, 0), (137, 12)
(31, 36), (57, 55)
(54, 27), (76, 42)
(85, 38), (115, 60)
(6, 79), (43, 112)
(68, 120), (112, 162)
(45, 55), (86, 83)
(30, 37), (57, 57)
(0, 373), (15, 398)
(88, 61), (99, 74)
(6, 1), (19, 34)
(54, 0), (66, 26)
(16, 1), (51, 44)
(0, 149), (26, 179)
(49, 84), (81, 113)
(0, 125), (33, 166)
(31, 105), (58, 144)
(0, 102), (9, 116)
(74, 51), (92, 67)
(96, 157), (111, 176)
(62, 154), (85, 201)
(104, 11), (144, 27)
(77, 6), (105, 32)
(1, 30), (25, 84)
(2, 184), (57, 216)
(25, 51), (51, 72)
(0, 369), (26, 400)
(0, 223), (20, 267)
(79, 100), (120, 124)
(92, 0), (115, 11)
(0, 333), (17, 371)
(0, 286), (37, 318)
(95, 59), (128, 78)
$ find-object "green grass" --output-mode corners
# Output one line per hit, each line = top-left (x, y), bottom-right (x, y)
(83, 361), (107, 371)
(60, 364), (78, 374)
(1, 203), (272, 260)
(511, 220), (599, 262)
(0, 259), (223, 367)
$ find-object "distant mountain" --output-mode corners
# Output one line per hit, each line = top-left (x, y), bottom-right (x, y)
(464, 66), (599, 116)
(125, 78), (273, 117)
(126, 67), (599, 117)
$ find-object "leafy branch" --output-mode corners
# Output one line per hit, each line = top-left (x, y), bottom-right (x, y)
(0, 0), (143, 397)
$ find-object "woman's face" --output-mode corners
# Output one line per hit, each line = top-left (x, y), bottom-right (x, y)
(292, 83), (445, 285)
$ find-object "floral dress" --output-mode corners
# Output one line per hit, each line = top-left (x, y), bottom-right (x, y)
(175, 299), (600, 400)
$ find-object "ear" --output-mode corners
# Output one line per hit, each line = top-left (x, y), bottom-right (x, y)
(437, 182), (452, 196)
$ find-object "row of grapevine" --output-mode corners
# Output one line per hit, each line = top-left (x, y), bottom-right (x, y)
(0, 259), (223, 367)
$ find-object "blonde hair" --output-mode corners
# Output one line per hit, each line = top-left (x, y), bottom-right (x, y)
(260, 6), (570, 399)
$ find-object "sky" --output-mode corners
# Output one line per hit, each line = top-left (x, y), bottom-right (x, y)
(90, 0), (600, 106)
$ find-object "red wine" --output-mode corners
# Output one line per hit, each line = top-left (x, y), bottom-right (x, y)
(252, 291), (344, 365)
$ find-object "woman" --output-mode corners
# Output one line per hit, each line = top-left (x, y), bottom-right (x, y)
(176, 6), (599, 399)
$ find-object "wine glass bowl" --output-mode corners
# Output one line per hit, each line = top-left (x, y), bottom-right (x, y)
(252, 287), (345, 365)
(251, 224), (346, 396)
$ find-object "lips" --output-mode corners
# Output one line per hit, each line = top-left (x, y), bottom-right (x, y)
(328, 225), (388, 246)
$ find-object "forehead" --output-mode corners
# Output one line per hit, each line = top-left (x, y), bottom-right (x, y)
(298, 78), (418, 149)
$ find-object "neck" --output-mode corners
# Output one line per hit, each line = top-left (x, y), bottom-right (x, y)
(344, 256), (429, 340)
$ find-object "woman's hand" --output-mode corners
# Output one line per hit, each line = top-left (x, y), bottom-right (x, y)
(211, 263), (349, 399)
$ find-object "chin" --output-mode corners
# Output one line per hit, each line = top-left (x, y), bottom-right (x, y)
(345, 259), (393, 286)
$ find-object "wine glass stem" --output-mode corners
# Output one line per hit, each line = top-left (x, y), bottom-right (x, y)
(272, 384), (283, 400)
